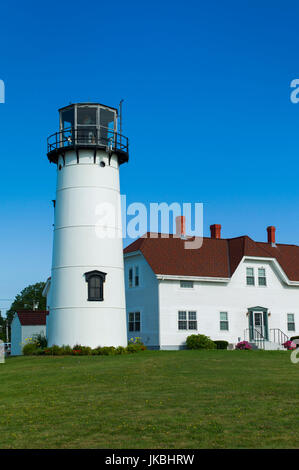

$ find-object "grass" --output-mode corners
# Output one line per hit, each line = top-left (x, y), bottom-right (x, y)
(1, 349), (299, 448)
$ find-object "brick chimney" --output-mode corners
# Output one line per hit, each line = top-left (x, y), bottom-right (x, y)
(210, 224), (221, 239)
(176, 216), (186, 237)
(267, 226), (276, 245)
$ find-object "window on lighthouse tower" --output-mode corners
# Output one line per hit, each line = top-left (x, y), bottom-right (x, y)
(84, 270), (107, 301)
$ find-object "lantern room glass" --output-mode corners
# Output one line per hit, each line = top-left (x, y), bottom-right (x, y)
(59, 104), (117, 147)
(77, 106), (97, 144)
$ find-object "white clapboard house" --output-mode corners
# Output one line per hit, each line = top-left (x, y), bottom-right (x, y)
(124, 221), (299, 350)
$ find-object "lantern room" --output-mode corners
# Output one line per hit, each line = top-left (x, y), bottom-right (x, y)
(47, 102), (129, 164)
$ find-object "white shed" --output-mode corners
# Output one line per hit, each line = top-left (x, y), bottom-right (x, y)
(11, 311), (48, 355)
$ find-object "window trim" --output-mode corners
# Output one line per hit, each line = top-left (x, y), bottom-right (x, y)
(128, 311), (141, 332)
(84, 270), (107, 301)
(135, 266), (139, 287)
(178, 310), (197, 331)
(287, 313), (295, 332)
(246, 267), (255, 286)
(128, 267), (133, 288)
(220, 311), (229, 331)
(128, 265), (140, 288)
(246, 266), (268, 287)
(258, 267), (267, 287)
(180, 280), (194, 289)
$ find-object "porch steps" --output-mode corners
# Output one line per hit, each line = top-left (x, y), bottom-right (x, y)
(250, 340), (285, 351)
(245, 327), (288, 351)
(248, 342), (259, 350)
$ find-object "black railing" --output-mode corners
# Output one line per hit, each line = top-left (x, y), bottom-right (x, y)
(47, 126), (129, 155)
(244, 327), (289, 347)
(244, 328), (266, 349)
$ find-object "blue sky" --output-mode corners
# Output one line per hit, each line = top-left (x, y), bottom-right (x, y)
(1, 0), (299, 314)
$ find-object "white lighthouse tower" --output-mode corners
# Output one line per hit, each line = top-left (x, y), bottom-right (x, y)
(46, 103), (128, 347)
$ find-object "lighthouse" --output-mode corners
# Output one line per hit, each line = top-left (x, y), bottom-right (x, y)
(46, 103), (129, 347)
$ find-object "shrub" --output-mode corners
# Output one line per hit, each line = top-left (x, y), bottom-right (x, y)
(214, 340), (229, 350)
(235, 341), (252, 350)
(127, 337), (147, 352)
(115, 346), (127, 355)
(34, 348), (45, 355)
(126, 343), (140, 353)
(186, 334), (216, 350)
(23, 342), (39, 355)
(97, 346), (117, 356)
(42, 345), (72, 355)
(32, 332), (47, 348)
(22, 340), (147, 356)
(60, 345), (73, 355)
(72, 344), (83, 355)
(71, 344), (92, 355)
(75, 345), (92, 355)
(44, 345), (64, 355)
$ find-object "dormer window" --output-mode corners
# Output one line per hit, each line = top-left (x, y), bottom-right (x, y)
(84, 270), (107, 301)
(258, 268), (266, 286)
(246, 268), (255, 286)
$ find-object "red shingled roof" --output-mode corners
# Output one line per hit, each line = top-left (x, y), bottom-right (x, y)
(124, 233), (299, 282)
(16, 311), (49, 326)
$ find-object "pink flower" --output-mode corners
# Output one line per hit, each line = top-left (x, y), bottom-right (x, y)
(282, 340), (297, 350)
(236, 341), (252, 350)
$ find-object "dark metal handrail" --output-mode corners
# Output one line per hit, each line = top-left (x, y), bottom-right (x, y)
(244, 327), (266, 344)
(47, 126), (129, 155)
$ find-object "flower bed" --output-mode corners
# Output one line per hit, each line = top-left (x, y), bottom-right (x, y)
(235, 341), (252, 350)
(282, 340), (297, 350)
(23, 337), (146, 356)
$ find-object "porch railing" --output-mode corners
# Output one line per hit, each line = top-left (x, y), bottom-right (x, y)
(270, 328), (288, 346)
(244, 327), (289, 347)
(244, 328), (266, 349)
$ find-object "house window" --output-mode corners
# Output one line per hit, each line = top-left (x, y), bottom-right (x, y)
(180, 280), (194, 288)
(246, 267), (255, 285)
(188, 311), (197, 329)
(135, 266), (139, 287)
(178, 311), (197, 330)
(129, 312), (140, 332)
(129, 268), (133, 288)
(84, 270), (106, 301)
(258, 268), (266, 286)
(128, 266), (139, 288)
(287, 313), (295, 331)
(220, 312), (229, 330)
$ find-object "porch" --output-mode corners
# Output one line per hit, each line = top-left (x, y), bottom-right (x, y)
(244, 306), (289, 350)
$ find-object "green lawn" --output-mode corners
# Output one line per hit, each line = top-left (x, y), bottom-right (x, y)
(1, 350), (299, 448)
